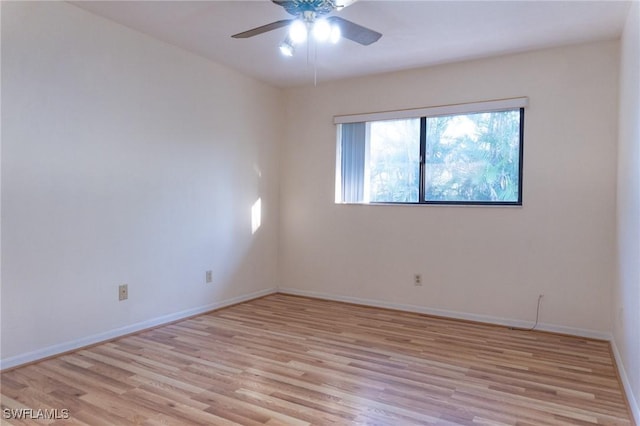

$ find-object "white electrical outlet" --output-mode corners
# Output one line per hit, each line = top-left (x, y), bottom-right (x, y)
(119, 284), (128, 301)
(414, 274), (422, 286)
(205, 270), (213, 283)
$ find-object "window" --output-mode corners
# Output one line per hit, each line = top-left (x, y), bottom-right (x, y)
(335, 98), (526, 205)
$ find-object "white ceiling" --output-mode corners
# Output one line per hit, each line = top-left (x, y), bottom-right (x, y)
(71, 0), (631, 87)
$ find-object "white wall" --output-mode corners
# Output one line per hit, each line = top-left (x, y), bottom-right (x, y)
(614, 1), (640, 421)
(280, 41), (619, 335)
(1, 2), (282, 366)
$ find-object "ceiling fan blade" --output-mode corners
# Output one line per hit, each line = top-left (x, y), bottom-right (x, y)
(232, 19), (293, 39)
(328, 16), (382, 46)
(272, 1), (299, 16)
(335, 0), (358, 9)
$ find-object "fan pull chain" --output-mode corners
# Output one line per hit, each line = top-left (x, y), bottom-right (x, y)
(305, 37), (319, 86)
(314, 40), (318, 86)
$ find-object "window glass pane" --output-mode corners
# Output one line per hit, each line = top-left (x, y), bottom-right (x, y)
(424, 110), (521, 202)
(369, 118), (420, 203)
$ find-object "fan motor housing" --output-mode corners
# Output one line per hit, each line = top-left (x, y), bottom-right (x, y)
(280, 0), (337, 17)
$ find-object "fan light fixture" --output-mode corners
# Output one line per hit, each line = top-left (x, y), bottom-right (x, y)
(289, 19), (308, 44)
(330, 24), (341, 43)
(312, 19), (331, 42)
(281, 19), (341, 56)
(279, 38), (295, 56)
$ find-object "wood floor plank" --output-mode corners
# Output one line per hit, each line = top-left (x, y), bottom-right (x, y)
(0, 294), (634, 425)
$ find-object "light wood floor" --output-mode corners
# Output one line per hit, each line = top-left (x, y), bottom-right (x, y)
(0, 294), (633, 425)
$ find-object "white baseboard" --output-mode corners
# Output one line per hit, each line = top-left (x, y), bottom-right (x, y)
(277, 287), (611, 341)
(0, 287), (277, 371)
(611, 339), (640, 425)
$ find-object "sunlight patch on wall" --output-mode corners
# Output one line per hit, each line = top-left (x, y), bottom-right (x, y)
(251, 198), (262, 234)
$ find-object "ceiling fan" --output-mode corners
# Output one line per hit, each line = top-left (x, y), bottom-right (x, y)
(231, 0), (382, 54)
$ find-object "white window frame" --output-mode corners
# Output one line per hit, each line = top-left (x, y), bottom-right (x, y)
(335, 97), (528, 205)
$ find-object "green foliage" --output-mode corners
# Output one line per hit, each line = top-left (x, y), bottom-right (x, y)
(425, 111), (520, 202)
